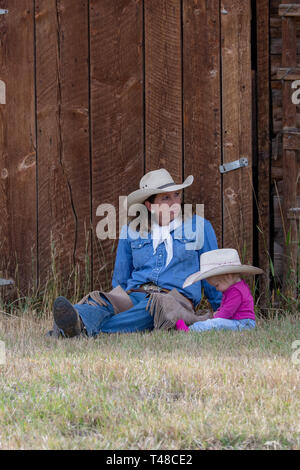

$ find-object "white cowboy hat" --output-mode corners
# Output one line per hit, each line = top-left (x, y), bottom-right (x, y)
(183, 248), (263, 288)
(126, 168), (194, 209)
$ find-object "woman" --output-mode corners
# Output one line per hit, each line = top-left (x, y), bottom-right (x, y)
(50, 169), (222, 337)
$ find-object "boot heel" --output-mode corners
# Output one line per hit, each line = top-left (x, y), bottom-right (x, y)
(53, 296), (82, 338)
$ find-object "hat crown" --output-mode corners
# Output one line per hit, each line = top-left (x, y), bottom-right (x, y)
(200, 248), (241, 272)
(139, 169), (175, 190)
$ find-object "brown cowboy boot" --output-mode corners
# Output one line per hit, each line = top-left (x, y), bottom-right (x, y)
(53, 296), (83, 338)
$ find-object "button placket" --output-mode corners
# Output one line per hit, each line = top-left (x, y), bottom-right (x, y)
(151, 246), (164, 283)
(157, 246), (164, 267)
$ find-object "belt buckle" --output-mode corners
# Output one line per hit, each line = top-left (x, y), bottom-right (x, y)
(142, 283), (161, 292)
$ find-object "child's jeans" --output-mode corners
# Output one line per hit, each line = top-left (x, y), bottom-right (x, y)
(189, 318), (256, 332)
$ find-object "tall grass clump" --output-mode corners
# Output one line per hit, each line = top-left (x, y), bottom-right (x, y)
(0, 228), (116, 320)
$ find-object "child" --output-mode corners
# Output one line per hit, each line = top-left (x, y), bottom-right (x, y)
(176, 248), (263, 332)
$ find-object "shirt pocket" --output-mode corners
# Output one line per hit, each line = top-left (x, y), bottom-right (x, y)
(174, 236), (199, 263)
(130, 238), (153, 269)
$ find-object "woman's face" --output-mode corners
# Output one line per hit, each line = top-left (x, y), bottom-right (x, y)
(145, 190), (182, 226)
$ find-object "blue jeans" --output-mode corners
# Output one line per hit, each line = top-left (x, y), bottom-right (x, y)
(189, 318), (256, 332)
(74, 291), (154, 336)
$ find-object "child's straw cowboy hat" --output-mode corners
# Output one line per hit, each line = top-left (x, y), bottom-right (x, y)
(183, 248), (263, 288)
(126, 168), (193, 209)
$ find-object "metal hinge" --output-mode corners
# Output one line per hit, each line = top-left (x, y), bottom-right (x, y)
(0, 9), (8, 15)
(288, 208), (300, 220)
(219, 157), (248, 174)
(0, 279), (14, 286)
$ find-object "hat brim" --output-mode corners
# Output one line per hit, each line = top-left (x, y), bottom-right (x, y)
(126, 175), (194, 210)
(183, 265), (264, 288)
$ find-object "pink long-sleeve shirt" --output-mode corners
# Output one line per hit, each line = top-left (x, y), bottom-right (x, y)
(213, 280), (255, 320)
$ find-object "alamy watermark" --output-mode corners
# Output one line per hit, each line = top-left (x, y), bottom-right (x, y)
(0, 340), (5, 365)
(291, 340), (300, 365)
(291, 80), (300, 105)
(95, 198), (205, 250)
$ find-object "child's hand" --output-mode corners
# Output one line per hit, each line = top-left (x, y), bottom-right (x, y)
(196, 309), (213, 321)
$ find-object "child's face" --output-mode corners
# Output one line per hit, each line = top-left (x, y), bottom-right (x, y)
(206, 274), (240, 292)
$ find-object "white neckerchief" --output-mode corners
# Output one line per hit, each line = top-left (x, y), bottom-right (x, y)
(151, 217), (182, 267)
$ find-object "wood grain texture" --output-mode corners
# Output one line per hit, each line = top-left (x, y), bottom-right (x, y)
(0, 0), (282, 299)
(183, 0), (222, 246)
(144, 0), (182, 181)
(90, 0), (143, 289)
(281, 11), (299, 292)
(272, 0), (300, 301)
(0, 0), (36, 291)
(36, 0), (90, 287)
(256, 0), (271, 301)
(221, 0), (253, 264)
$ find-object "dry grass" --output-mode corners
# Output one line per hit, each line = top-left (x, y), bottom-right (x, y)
(0, 311), (299, 450)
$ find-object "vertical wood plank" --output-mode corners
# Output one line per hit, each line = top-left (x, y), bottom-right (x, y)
(0, 1), (11, 283)
(183, 0), (222, 245)
(281, 9), (298, 294)
(0, 0), (36, 292)
(145, 0), (182, 181)
(256, 0), (271, 301)
(90, 0), (143, 289)
(35, 0), (91, 289)
(221, 0), (253, 263)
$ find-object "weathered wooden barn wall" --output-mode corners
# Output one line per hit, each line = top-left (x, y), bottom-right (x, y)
(0, 0), (263, 296)
(255, 0), (272, 298)
(0, 1), (37, 291)
(270, 0), (300, 288)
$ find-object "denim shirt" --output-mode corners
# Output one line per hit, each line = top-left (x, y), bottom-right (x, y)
(112, 215), (222, 311)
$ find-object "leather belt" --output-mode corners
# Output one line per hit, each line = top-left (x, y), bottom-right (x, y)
(127, 283), (194, 309)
